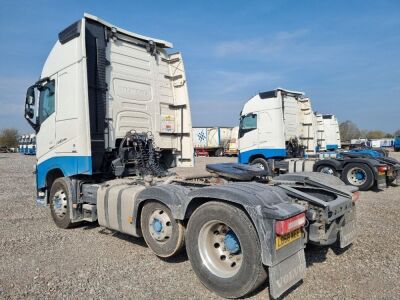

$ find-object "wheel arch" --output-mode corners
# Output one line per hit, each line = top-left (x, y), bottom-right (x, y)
(133, 185), (191, 234)
(313, 159), (342, 172)
(249, 154), (267, 164)
(46, 168), (65, 189)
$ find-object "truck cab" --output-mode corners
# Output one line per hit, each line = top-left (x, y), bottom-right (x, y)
(394, 136), (400, 152)
(24, 14), (193, 198)
(238, 88), (316, 166)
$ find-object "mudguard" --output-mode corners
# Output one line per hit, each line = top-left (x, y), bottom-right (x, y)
(134, 184), (191, 221)
(313, 158), (343, 172)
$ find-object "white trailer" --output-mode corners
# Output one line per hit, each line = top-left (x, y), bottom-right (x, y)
(192, 126), (232, 156)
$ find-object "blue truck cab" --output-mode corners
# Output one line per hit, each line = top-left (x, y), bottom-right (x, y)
(394, 136), (400, 152)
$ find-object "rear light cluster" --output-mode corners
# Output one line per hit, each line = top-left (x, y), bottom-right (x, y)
(377, 165), (387, 173)
(275, 213), (306, 236)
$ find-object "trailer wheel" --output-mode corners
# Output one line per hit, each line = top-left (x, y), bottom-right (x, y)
(342, 163), (374, 190)
(141, 201), (185, 258)
(49, 178), (74, 229)
(316, 164), (338, 176)
(215, 148), (224, 157)
(186, 201), (267, 298)
(250, 158), (269, 171)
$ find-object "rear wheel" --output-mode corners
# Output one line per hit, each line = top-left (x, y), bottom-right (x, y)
(215, 148), (224, 157)
(186, 201), (267, 298)
(49, 177), (75, 229)
(341, 163), (374, 191)
(316, 164), (338, 176)
(141, 201), (185, 258)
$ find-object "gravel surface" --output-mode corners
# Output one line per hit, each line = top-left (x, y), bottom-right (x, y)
(1, 153), (399, 299)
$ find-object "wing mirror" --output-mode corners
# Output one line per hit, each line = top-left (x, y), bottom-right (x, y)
(26, 86), (35, 106)
(24, 85), (39, 132)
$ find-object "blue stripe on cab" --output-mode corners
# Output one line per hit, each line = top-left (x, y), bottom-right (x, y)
(238, 148), (286, 164)
(326, 144), (338, 150)
(37, 156), (92, 189)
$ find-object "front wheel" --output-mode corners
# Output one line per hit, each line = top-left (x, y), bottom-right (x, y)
(49, 177), (75, 229)
(250, 157), (269, 172)
(186, 201), (267, 298)
(316, 164), (338, 176)
(341, 163), (374, 191)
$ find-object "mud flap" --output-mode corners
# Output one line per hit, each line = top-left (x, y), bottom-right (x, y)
(340, 220), (357, 248)
(269, 250), (306, 299)
(377, 176), (387, 189)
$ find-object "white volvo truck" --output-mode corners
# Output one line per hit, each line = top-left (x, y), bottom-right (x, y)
(24, 14), (312, 299)
(238, 89), (389, 191)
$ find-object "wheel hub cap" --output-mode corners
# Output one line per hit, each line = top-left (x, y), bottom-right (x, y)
(148, 209), (172, 242)
(347, 167), (367, 185)
(224, 230), (241, 254)
(52, 190), (68, 218)
(320, 167), (334, 175)
(198, 221), (243, 278)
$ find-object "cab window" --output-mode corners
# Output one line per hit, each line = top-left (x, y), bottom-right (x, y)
(38, 80), (55, 124)
(239, 113), (257, 137)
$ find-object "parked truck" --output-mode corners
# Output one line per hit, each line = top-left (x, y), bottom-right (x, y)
(192, 126), (232, 156)
(26, 133), (36, 155)
(24, 14), (314, 299)
(238, 89), (391, 191)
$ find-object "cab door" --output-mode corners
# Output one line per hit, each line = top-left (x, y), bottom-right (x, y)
(36, 80), (56, 159)
(239, 113), (259, 163)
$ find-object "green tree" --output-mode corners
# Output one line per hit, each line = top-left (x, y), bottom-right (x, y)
(366, 130), (386, 139)
(339, 121), (361, 141)
(0, 128), (19, 147)
(394, 129), (400, 137)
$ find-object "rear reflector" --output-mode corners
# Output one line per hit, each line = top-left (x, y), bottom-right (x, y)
(275, 213), (306, 236)
(352, 191), (360, 202)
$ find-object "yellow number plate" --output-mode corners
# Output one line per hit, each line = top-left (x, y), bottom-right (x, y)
(275, 229), (302, 250)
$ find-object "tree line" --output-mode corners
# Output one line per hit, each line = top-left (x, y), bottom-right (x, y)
(0, 128), (19, 148)
(339, 121), (400, 142)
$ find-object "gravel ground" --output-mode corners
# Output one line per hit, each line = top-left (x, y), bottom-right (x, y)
(0, 153), (399, 299)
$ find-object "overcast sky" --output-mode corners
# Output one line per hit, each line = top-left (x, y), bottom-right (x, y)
(1, 0), (399, 133)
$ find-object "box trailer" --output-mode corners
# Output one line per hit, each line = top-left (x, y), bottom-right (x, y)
(192, 126), (232, 156)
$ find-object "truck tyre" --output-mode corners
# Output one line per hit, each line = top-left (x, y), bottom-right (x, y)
(215, 148), (224, 157)
(49, 177), (75, 229)
(250, 157), (269, 172)
(341, 163), (374, 191)
(316, 164), (338, 176)
(186, 201), (267, 299)
(141, 201), (185, 258)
